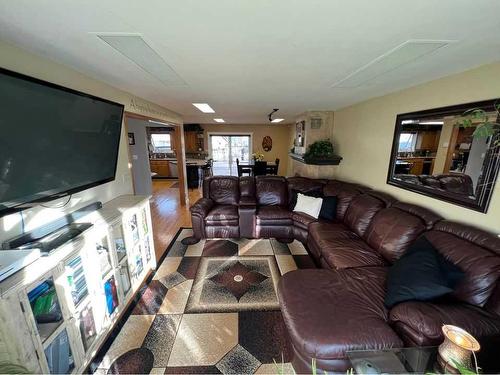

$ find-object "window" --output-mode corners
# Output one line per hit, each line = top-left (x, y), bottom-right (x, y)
(398, 132), (417, 152)
(151, 133), (172, 152)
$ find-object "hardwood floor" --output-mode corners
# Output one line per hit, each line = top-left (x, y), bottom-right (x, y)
(149, 179), (202, 260)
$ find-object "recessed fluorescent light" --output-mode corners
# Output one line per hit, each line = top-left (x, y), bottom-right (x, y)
(214, 118), (225, 123)
(271, 118), (284, 123)
(96, 34), (186, 86)
(149, 119), (170, 126)
(332, 39), (456, 88)
(192, 103), (215, 113)
(420, 121), (444, 125)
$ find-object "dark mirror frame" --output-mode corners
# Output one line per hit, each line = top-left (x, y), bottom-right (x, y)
(387, 99), (500, 213)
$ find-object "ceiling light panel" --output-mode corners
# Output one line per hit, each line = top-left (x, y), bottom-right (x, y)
(193, 103), (215, 113)
(214, 118), (225, 123)
(97, 34), (186, 86)
(332, 40), (455, 88)
(271, 118), (284, 123)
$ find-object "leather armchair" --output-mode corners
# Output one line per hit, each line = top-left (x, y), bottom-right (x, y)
(191, 176), (240, 239)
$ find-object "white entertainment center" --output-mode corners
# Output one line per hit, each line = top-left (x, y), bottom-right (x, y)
(0, 195), (156, 374)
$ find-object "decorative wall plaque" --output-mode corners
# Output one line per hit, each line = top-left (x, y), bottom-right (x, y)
(262, 136), (273, 152)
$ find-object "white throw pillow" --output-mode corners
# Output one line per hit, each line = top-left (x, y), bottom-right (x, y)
(293, 193), (323, 219)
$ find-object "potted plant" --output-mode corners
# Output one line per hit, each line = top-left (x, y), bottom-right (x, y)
(252, 152), (265, 161)
(303, 139), (342, 165)
(456, 102), (500, 145)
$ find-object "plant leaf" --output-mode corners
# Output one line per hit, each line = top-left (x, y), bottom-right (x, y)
(473, 123), (494, 138)
(451, 359), (477, 375)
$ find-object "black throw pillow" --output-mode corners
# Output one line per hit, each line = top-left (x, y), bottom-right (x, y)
(319, 196), (338, 221)
(384, 236), (464, 308)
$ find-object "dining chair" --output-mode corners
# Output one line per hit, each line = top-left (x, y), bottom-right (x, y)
(201, 158), (213, 177)
(253, 160), (268, 176)
(236, 158), (252, 177)
(266, 158), (279, 175)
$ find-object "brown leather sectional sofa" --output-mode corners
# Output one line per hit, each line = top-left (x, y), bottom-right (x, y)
(189, 175), (500, 373)
(396, 173), (475, 196)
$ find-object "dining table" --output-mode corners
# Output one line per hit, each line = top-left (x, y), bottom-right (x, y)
(237, 160), (278, 175)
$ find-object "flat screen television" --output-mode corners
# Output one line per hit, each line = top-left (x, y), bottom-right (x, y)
(0, 68), (124, 216)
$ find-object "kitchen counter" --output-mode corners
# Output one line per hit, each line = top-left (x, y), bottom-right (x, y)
(397, 156), (435, 159)
(169, 159), (207, 166)
(149, 157), (177, 161)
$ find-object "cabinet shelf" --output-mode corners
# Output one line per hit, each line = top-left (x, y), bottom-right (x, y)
(39, 320), (64, 345)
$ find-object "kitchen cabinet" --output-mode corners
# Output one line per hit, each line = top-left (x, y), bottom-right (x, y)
(416, 131), (439, 151)
(149, 160), (171, 177)
(184, 131), (204, 152)
(398, 157), (436, 175)
(184, 132), (197, 152)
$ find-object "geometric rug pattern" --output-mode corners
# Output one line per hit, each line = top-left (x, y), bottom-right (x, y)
(95, 228), (317, 374)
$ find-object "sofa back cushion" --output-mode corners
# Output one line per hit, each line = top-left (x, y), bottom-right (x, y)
(437, 174), (474, 196)
(239, 176), (255, 197)
(343, 193), (389, 238)
(287, 177), (325, 206)
(425, 221), (500, 307)
(205, 176), (240, 205)
(365, 203), (442, 263)
(323, 181), (368, 220)
(255, 176), (288, 206)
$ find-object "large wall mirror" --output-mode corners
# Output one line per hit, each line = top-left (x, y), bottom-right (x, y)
(387, 99), (500, 212)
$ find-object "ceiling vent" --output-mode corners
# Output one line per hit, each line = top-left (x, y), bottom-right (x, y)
(96, 33), (186, 86)
(311, 117), (323, 129)
(332, 39), (456, 88)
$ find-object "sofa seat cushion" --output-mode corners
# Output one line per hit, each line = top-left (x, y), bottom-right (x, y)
(278, 268), (402, 363)
(321, 237), (387, 269)
(389, 301), (500, 346)
(256, 206), (292, 226)
(205, 205), (239, 224)
(292, 211), (318, 230)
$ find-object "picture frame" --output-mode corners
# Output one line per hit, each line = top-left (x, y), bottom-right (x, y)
(128, 132), (135, 145)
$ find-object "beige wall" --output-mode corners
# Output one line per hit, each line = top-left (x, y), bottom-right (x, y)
(201, 123), (291, 175)
(333, 62), (500, 234)
(0, 40), (182, 242)
(287, 111), (337, 178)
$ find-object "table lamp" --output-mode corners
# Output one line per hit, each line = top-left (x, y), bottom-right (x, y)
(438, 325), (480, 373)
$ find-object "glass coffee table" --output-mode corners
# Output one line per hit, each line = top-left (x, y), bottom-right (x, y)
(347, 346), (439, 374)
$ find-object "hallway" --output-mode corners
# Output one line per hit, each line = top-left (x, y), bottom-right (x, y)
(149, 179), (202, 260)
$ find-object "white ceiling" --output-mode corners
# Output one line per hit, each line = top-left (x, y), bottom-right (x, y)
(0, 0), (499, 124)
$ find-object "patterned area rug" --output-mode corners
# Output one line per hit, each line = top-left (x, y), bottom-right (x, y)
(94, 228), (317, 374)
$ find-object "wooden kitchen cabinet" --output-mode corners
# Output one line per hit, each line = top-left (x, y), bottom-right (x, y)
(184, 131), (204, 152)
(149, 160), (170, 177)
(184, 132), (197, 152)
(410, 159), (424, 175)
(416, 131), (439, 151)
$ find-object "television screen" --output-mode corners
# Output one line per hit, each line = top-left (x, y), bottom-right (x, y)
(0, 68), (124, 216)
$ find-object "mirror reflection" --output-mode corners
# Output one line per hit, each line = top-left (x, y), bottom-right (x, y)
(389, 100), (500, 212)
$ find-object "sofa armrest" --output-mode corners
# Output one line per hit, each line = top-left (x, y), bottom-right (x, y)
(190, 198), (214, 217)
(239, 196), (256, 206)
(239, 204), (256, 238)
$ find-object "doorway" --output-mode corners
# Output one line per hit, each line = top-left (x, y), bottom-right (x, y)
(208, 134), (252, 175)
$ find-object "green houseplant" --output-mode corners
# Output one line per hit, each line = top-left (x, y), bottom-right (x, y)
(303, 139), (338, 164)
(455, 102), (500, 146)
